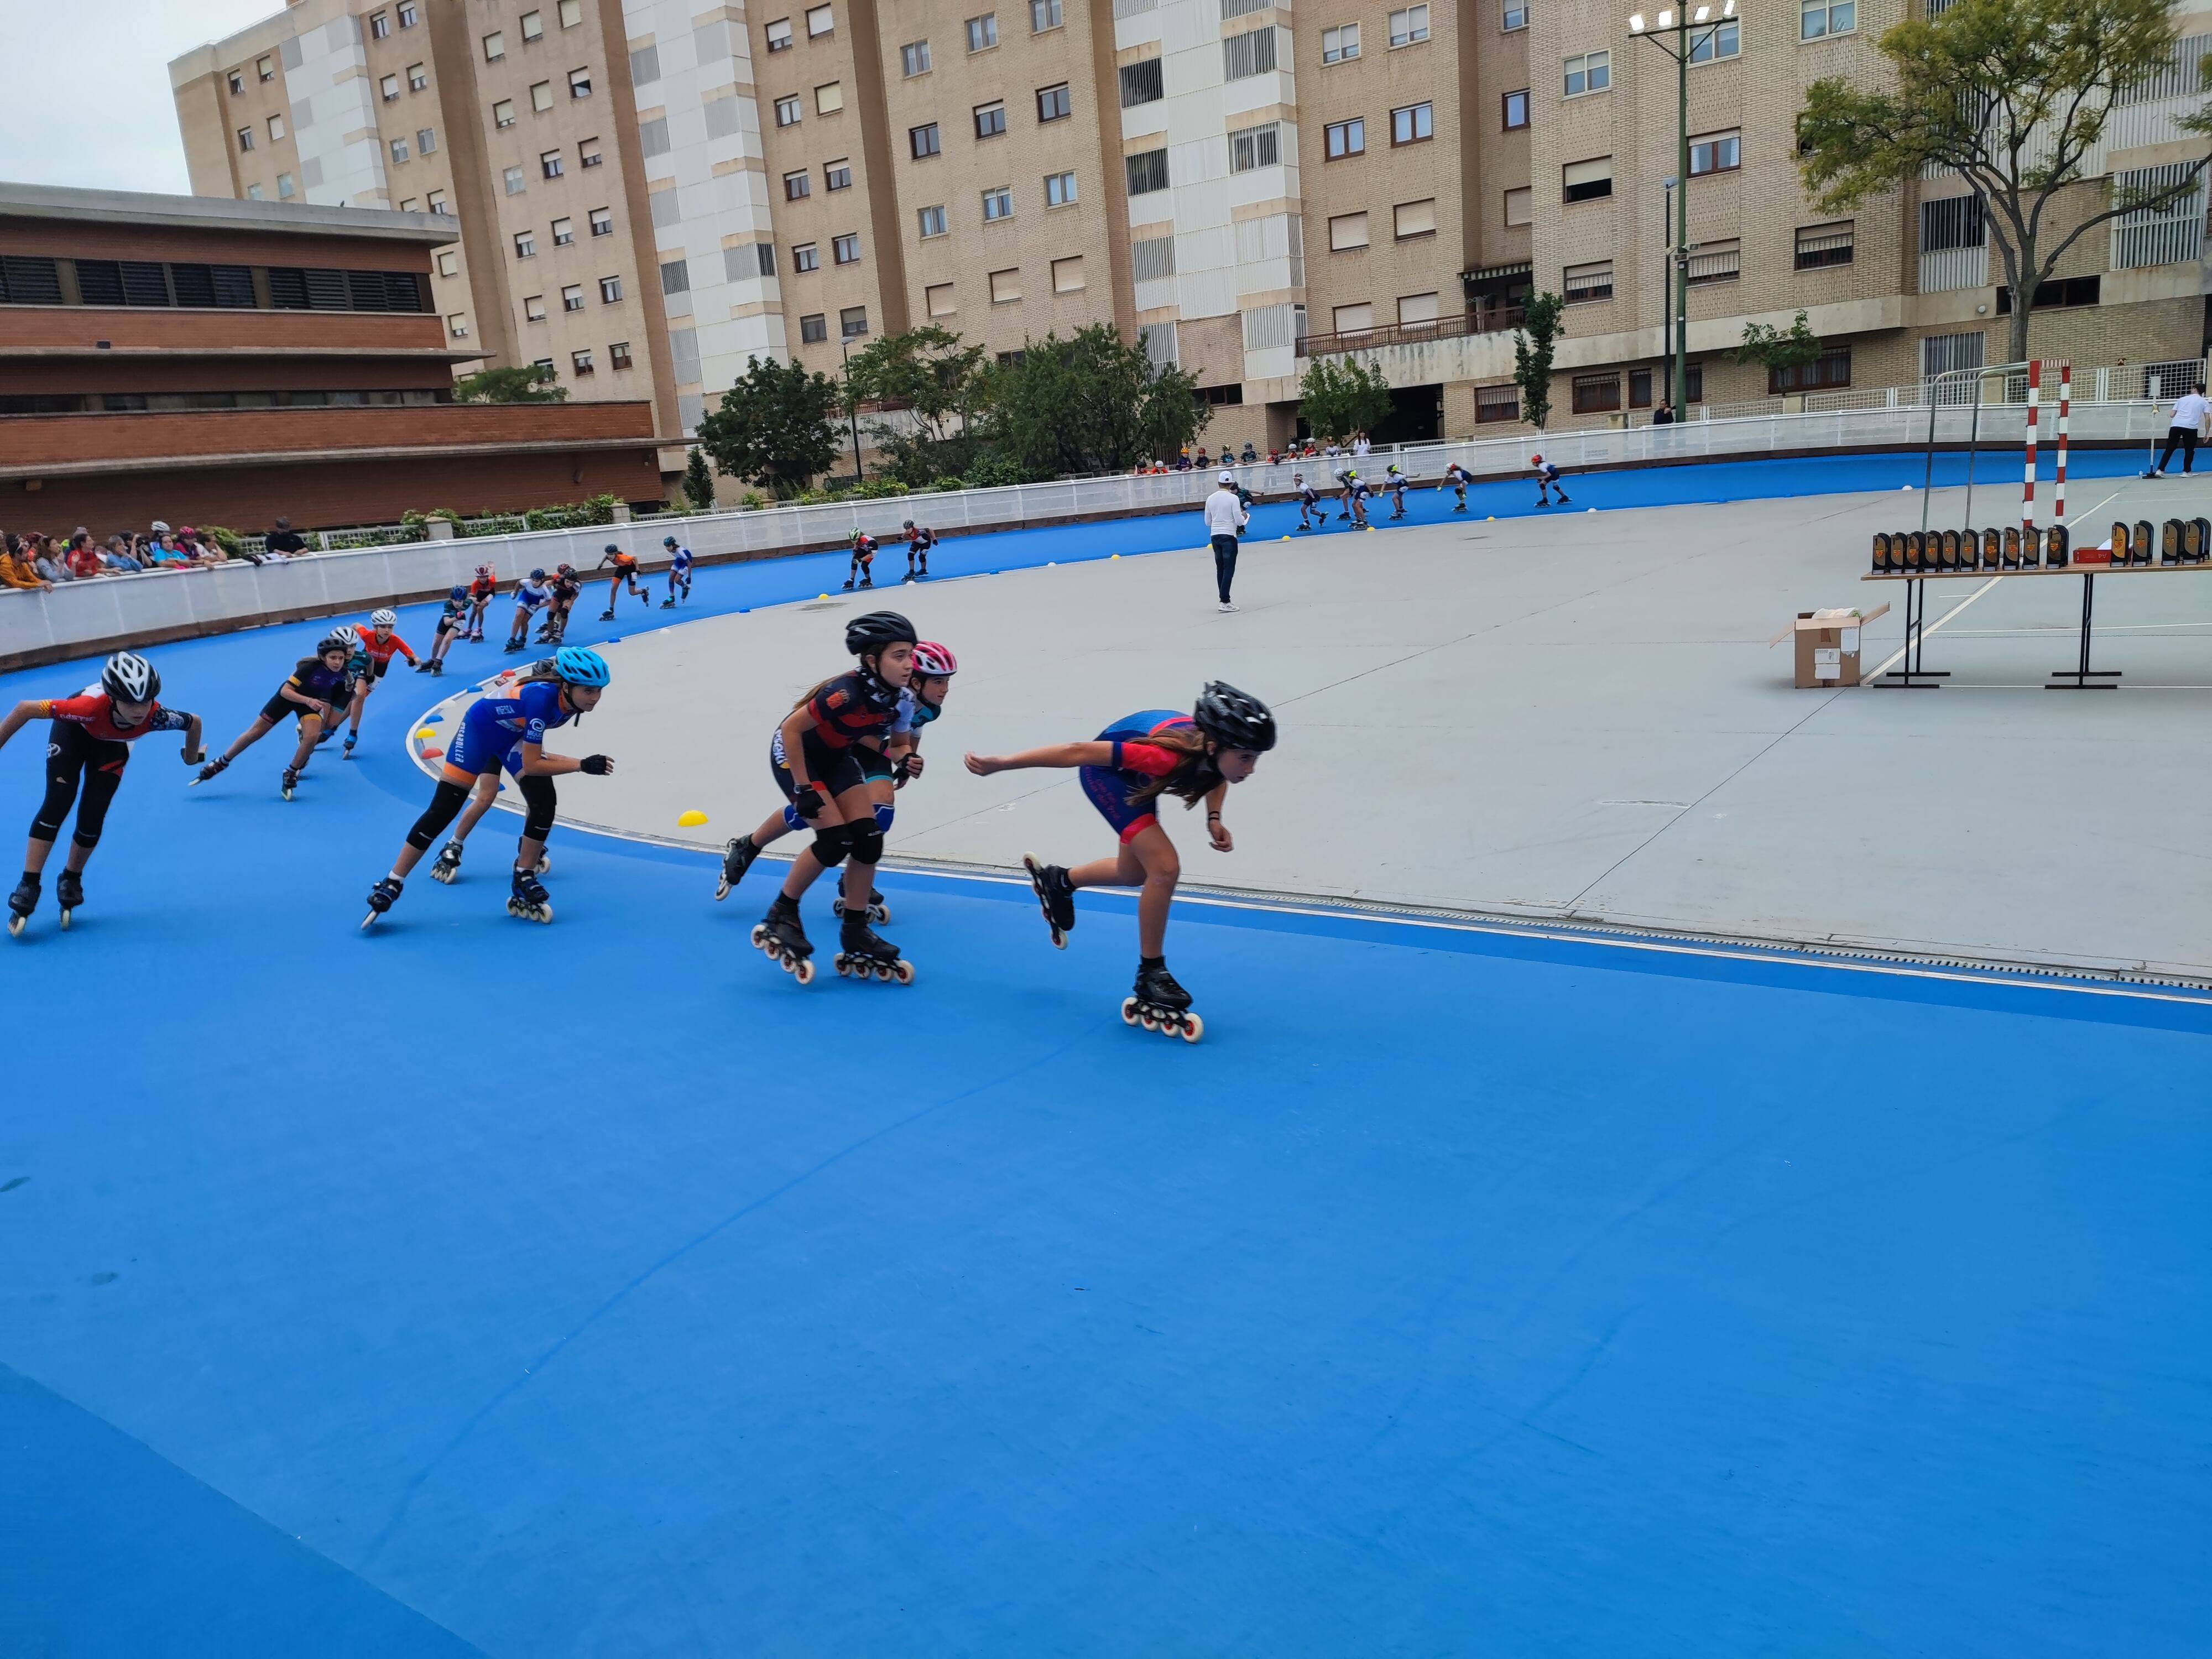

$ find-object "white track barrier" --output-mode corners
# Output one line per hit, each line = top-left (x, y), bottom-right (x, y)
(0, 398), (2178, 670)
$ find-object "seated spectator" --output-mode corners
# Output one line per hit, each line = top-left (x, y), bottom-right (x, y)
(146, 530), (188, 566)
(101, 534), (143, 573)
(1240, 442), (1258, 464)
(1194, 447), (1211, 469)
(0, 532), (53, 591)
(264, 517), (308, 560)
(32, 535), (74, 583)
(65, 533), (105, 580)
(175, 527), (223, 567)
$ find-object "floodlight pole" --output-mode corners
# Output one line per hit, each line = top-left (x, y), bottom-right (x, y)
(1630, 2), (1731, 422)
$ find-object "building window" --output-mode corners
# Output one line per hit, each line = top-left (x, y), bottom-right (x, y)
(983, 185), (1013, 220)
(1572, 372), (1621, 414)
(1504, 186), (1533, 225)
(257, 54), (274, 80)
(1120, 58), (1164, 105)
(776, 95), (803, 126)
(600, 274), (624, 301)
(371, 10), (391, 38)
(990, 267), (1021, 302)
(1223, 25), (1277, 78)
(560, 0), (581, 24)
(1033, 0), (1062, 27)
(382, 74), (401, 101)
(1391, 102), (1433, 144)
(975, 101), (1006, 138)
(815, 155), (848, 191)
(1796, 220), (1855, 268)
(552, 216), (574, 246)
(245, 182), (264, 199)
(1398, 291), (1439, 324)
(401, 196), (419, 211)
(1504, 0), (1528, 25)
(276, 172), (295, 199)
(580, 138), (602, 168)
(391, 136), (411, 163)
(1565, 50), (1609, 95)
(841, 305), (869, 337)
(808, 4), (835, 35)
(514, 230), (537, 258)
(1229, 121), (1280, 171)
(447, 312), (469, 337)
(1045, 169), (1078, 205)
(911, 122), (941, 157)
(1564, 260), (1614, 302)
(1690, 18), (1740, 60)
(437, 249), (460, 276)
(801, 312), (828, 341)
(611, 341), (632, 368)
(1686, 237), (1740, 283)
(1688, 131), (1740, 175)
(504, 165), (526, 194)
(794, 242), (820, 271)
(766, 17), (794, 50)
(1322, 23), (1360, 61)
(483, 30), (505, 60)
(270, 114), (286, 140)
(1802, 0), (1854, 38)
(1326, 117), (1365, 158)
(1394, 198), (1437, 239)
(919, 204), (948, 237)
(1504, 89), (1529, 129)
(399, 2), (419, 25)
(494, 99), (515, 128)
(417, 127), (436, 154)
(1332, 302), (1373, 333)
(1052, 255), (1085, 293)
(1038, 82), (1072, 122)
(525, 294), (547, 321)
(562, 284), (585, 310)
(816, 81), (843, 113)
(902, 40), (931, 75)
(531, 80), (555, 112)
(1769, 347), (1851, 393)
(523, 8), (545, 39)
(543, 149), (566, 179)
(237, 127), (255, 153)
(590, 206), (613, 236)
(1390, 5), (1430, 46)
(785, 169), (812, 200)
(927, 282), (957, 315)
(833, 232), (862, 263)
(570, 67), (592, 97)
(967, 13), (998, 50)
(409, 62), (428, 91)
(1563, 156), (1613, 203)
(1996, 275), (2102, 314)
(1125, 148), (1168, 194)
(428, 189), (449, 213)
(753, 242), (776, 275)
(572, 348), (594, 374)
(228, 70), (244, 94)
(1478, 383), (1520, 422)
(1328, 211), (1369, 250)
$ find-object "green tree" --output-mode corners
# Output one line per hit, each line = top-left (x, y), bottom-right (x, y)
(681, 445), (716, 511)
(1512, 291), (1565, 430)
(1296, 354), (1393, 443)
(842, 325), (990, 484)
(451, 362), (567, 403)
(981, 324), (1209, 477)
(695, 354), (842, 498)
(1734, 310), (1824, 390)
(1797, 0), (2212, 367)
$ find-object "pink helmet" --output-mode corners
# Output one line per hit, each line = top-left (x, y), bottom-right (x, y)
(911, 640), (958, 677)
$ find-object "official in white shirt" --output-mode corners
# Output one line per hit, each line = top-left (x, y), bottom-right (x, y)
(2146, 381), (2210, 476)
(1204, 471), (1250, 612)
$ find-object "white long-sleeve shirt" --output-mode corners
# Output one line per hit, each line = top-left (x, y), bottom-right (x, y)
(1204, 488), (1248, 538)
(2169, 390), (2209, 430)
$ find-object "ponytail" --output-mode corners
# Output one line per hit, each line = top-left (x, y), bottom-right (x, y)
(1123, 727), (1222, 809)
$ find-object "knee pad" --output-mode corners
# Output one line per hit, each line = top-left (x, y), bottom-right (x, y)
(810, 824), (852, 868)
(848, 825), (885, 867)
(70, 828), (102, 851)
(782, 802), (803, 833)
(872, 802), (894, 833)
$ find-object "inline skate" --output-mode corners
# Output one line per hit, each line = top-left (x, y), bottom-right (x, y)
(1123, 959), (1202, 1042)
(833, 915), (913, 984)
(714, 832), (759, 901)
(429, 839), (465, 884)
(54, 869), (81, 930)
(751, 893), (815, 982)
(506, 863), (554, 923)
(1022, 853), (1076, 948)
(342, 732), (358, 758)
(831, 888), (891, 925)
(362, 875), (404, 930)
(280, 765), (300, 800)
(6, 873), (38, 938)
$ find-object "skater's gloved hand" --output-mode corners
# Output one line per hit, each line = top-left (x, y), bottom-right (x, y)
(1207, 813), (1234, 853)
(895, 753), (922, 783)
(578, 754), (613, 775)
(792, 784), (826, 816)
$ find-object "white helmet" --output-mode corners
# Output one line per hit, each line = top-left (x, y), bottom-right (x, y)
(101, 650), (159, 703)
(370, 608), (397, 627)
(329, 625), (363, 651)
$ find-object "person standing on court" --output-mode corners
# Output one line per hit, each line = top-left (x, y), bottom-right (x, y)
(2144, 381), (2210, 477)
(1205, 469), (1249, 613)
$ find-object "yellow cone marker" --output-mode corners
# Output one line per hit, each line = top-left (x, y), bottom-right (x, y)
(818, 592), (830, 599)
(1110, 553), (1120, 560)
(677, 809), (709, 827)
(414, 727), (437, 740)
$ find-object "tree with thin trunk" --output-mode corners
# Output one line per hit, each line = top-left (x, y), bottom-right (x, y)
(1512, 292), (1564, 431)
(1296, 354), (1393, 443)
(694, 355), (842, 498)
(1796, 0), (2212, 367)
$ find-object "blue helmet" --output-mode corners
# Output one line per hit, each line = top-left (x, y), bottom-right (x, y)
(448, 585), (467, 602)
(553, 646), (610, 687)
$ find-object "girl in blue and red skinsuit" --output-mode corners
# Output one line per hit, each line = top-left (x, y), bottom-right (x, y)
(0, 650), (204, 936)
(962, 681), (1276, 1035)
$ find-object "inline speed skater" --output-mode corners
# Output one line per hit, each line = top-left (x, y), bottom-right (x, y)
(362, 645), (613, 928)
(660, 536), (693, 607)
(596, 542), (653, 618)
(1293, 473), (1325, 531)
(743, 611), (916, 985)
(718, 638), (958, 924)
(900, 520), (934, 582)
(1383, 464), (1410, 519)
(504, 568), (553, 653)
(194, 629), (359, 798)
(420, 586), (469, 675)
(1442, 462), (1473, 511)
(1531, 453), (1572, 507)
(842, 530), (879, 591)
(339, 608), (418, 755)
(1, 651), (202, 938)
(465, 562), (498, 640)
(539, 564), (582, 644)
(962, 681), (1277, 1041)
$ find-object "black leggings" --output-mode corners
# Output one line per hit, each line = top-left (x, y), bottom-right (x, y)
(404, 771), (558, 851)
(32, 723), (128, 851)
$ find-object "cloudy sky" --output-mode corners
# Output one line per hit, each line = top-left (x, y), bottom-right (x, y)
(0, 1), (281, 195)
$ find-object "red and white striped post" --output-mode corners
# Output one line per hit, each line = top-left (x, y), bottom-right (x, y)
(2022, 358), (2042, 535)
(2054, 360), (2071, 523)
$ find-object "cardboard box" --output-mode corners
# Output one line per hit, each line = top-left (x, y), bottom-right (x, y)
(1770, 605), (1888, 688)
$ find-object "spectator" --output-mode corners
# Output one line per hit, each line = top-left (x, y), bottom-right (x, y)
(1352, 432), (1372, 458)
(102, 535), (143, 573)
(1174, 450), (1192, 471)
(1204, 469), (1250, 614)
(143, 530), (184, 567)
(32, 535), (74, 584)
(265, 516), (309, 560)
(1194, 446), (1211, 469)
(65, 533), (104, 580)
(1240, 442), (1258, 465)
(0, 533), (53, 591)
(176, 527), (223, 567)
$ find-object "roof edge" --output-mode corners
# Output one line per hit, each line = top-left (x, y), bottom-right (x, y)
(0, 182), (457, 247)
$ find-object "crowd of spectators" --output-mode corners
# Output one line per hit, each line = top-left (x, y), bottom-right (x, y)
(1136, 435), (1371, 476)
(0, 516), (316, 593)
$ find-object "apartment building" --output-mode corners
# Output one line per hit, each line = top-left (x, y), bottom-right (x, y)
(175, 0), (2212, 470)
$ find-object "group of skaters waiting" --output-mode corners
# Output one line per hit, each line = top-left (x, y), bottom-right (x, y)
(1135, 433), (1381, 476)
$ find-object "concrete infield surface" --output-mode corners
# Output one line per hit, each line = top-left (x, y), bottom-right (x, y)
(2, 452), (2209, 1658)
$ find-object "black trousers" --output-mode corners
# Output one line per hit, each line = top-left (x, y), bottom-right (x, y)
(1210, 534), (1240, 602)
(2154, 425), (2199, 473)
(31, 722), (128, 850)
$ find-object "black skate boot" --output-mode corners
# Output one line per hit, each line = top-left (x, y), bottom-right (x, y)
(831, 887), (890, 924)
(833, 914), (912, 984)
(506, 863), (554, 923)
(714, 832), (760, 901)
(430, 839), (465, 884)
(6, 873), (38, 939)
(280, 765), (300, 800)
(1124, 958), (1201, 1041)
(750, 893), (816, 982)
(54, 869), (82, 930)
(362, 875), (404, 930)
(598, 608), (617, 621)
(1022, 853), (1076, 948)
(191, 756), (230, 786)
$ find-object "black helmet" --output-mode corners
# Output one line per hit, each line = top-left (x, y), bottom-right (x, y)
(1193, 681), (1276, 752)
(101, 650), (159, 703)
(844, 610), (917, 655)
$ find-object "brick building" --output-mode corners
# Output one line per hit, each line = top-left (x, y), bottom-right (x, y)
(0, 182), (661, 533)
(168, 0), (2212, 460)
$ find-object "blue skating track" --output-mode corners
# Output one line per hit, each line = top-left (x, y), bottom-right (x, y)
(3, 451), (2208, 1657)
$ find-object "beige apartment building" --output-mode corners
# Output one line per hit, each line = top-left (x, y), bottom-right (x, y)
(175, 0), (2212, 477)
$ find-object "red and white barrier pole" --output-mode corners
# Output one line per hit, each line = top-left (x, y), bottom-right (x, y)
(2022, 358), (2041, 534)
(2054, 361), (2070, 523)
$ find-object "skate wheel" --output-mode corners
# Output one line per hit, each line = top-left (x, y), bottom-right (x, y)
(715, 878), (733, 901)
(892, 959), (915, 986)
(872, 903), (891, 924)
(1121, 997), (1139, 1025)
(534, 855), (552, 876)
(833, 953), (852, 977)
(750, 924), (769, 947)
(1178, 1012), (1203, 1043)
(58, 909), (70, 932)
(6, 916), (23, 938)
(792, 957), (815, 985)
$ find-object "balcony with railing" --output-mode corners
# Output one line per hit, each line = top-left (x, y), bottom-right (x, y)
(1296, 306), (1525, 358)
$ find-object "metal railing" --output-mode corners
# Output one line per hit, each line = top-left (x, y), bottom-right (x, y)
(1296, 307), (1525, 358)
